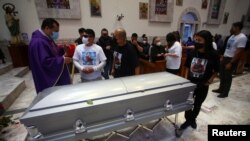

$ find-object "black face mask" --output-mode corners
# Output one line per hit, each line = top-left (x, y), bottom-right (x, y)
(194, 42), (205, 50)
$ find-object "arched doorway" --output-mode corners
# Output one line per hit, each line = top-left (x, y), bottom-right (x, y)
(178, 8), (201, 42)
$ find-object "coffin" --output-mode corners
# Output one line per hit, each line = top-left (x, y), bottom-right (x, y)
(20, 72), (196, 141)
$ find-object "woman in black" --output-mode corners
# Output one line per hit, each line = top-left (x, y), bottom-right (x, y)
(177, 30), (220, 136)
(150, 36), (165, 62)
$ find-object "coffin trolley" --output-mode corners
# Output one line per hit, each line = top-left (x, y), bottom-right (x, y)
(20, 72), (196, 141)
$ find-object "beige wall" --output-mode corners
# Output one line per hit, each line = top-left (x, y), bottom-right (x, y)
(0, 0), (249, 42)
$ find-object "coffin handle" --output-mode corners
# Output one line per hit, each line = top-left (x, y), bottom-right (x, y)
(187, 91), (194, 104)
(125, 109), (135, 122)
(75, 119), (87, 134)
(26, 126), (42, 139)
(165, 100), (173, 111)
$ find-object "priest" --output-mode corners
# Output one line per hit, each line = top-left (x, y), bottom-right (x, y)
(29, 18), (72, 94)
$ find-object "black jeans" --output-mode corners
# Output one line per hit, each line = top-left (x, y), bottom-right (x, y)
(184, 83), (209, 121)
(102, 58), (113, 79)
(166, 68), (179, 75)
(218, 57), (236, 96)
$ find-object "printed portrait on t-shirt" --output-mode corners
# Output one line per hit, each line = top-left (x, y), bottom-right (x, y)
(114, 51), (122, 69)
(190, 57), (208, 78)
(82, 52), (97, 65)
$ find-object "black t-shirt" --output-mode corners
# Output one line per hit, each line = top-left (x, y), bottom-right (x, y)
(75, 37), (82, 45)
(140, 43), (150, 60)
(128, 41), (143, 58)
(97, 36), (114, 59)
(150, 45), (166, 62)
(185, 50), (220, 84)
(245, 39), (250, 51)
(113, 43), (139, 78)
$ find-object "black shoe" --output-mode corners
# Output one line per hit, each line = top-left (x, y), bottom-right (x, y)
(180, 120), (191, 129)
(190, 120), (197, 129)
(217, 94), (228, 98)
(175, 128), (184, 138)
(212, 89), (222, 93)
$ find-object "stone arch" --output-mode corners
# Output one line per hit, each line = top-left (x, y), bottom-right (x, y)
(178, 7), (201, 41)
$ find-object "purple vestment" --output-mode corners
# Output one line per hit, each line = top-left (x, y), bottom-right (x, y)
(29, 30), (71, 94)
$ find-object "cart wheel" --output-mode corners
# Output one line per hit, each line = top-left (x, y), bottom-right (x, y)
(175, 128), (183, 138)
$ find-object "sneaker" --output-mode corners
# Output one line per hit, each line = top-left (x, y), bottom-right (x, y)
(180, 120), (191, 129)
(212, 89), (222, 93)
(217, 94), (228, 98)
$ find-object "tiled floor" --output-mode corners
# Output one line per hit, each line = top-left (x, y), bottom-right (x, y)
(1, 71), (250, 141)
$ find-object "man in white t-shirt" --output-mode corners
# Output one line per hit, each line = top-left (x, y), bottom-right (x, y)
(213, 22), (247, 98)
(165, 33), (182, 74)
(73, 29), (107, 82)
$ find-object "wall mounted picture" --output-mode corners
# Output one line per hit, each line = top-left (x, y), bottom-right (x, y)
(89, 0), (102, 17)
(176, 0), (183, 6)
(46, 0), (70, 9)
(223, 12), (229, 24)
(149, 0), (174, 22)
(35, 0), (81, 19)
(202, 0), (208, 9)
(207, 0), (226, 25)
(139, 2), (148, 19)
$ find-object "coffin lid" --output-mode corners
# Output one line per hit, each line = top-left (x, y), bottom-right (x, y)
(29, 72), (190, 111)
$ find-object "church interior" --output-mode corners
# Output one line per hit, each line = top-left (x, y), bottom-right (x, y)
(0, 0), (249, 141)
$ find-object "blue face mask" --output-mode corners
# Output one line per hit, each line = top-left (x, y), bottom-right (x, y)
(51, 32), (59, 40)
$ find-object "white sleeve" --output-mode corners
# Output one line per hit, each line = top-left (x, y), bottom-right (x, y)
(176, 45), (182, 57)
(99, 46), (107, 61)
(237, 36), (247, 48)
(213, 42), (217, 50)
(93, 46), (107, 71)
(73, 46), (84, 70)
(93, 61), (106, 71)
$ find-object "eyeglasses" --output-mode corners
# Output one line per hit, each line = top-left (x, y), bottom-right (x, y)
(83, 35), (88, 38)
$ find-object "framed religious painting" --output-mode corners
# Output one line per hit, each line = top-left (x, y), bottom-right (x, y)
(244, 2), (250, 27)
(201, 0), (208, 9)
(139, 2), (148, 19)
(222, 12), (229, 24)
(176, 0), (183, 6)
(89, 0), (102, 17)
(206, 0), (226, 25)
(149, 0), (174, 22)
(35, 0), (81, 19)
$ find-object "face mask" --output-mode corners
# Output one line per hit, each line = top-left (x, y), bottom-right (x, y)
(51, 32), (59, 40)
(143, 41), (147, 44)
(194, 42), (205, 50)
(156, 42), (162, 46)
(82, 36), (88, 44)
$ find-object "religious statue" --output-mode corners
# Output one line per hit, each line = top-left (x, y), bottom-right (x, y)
(2, 3), (21, 44)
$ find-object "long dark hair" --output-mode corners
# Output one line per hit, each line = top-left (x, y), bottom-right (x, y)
(152, 36), (158, 45)
(195, 30), (215, 56)
(166, 33), (177, 47)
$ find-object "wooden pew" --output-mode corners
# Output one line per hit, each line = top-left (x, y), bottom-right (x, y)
(139, 59), (166, 74)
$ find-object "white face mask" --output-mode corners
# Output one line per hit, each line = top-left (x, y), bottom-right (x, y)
(143, 40), (147, 44)
(82, 37), (88, 44)
(156, 42), (162, 46)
